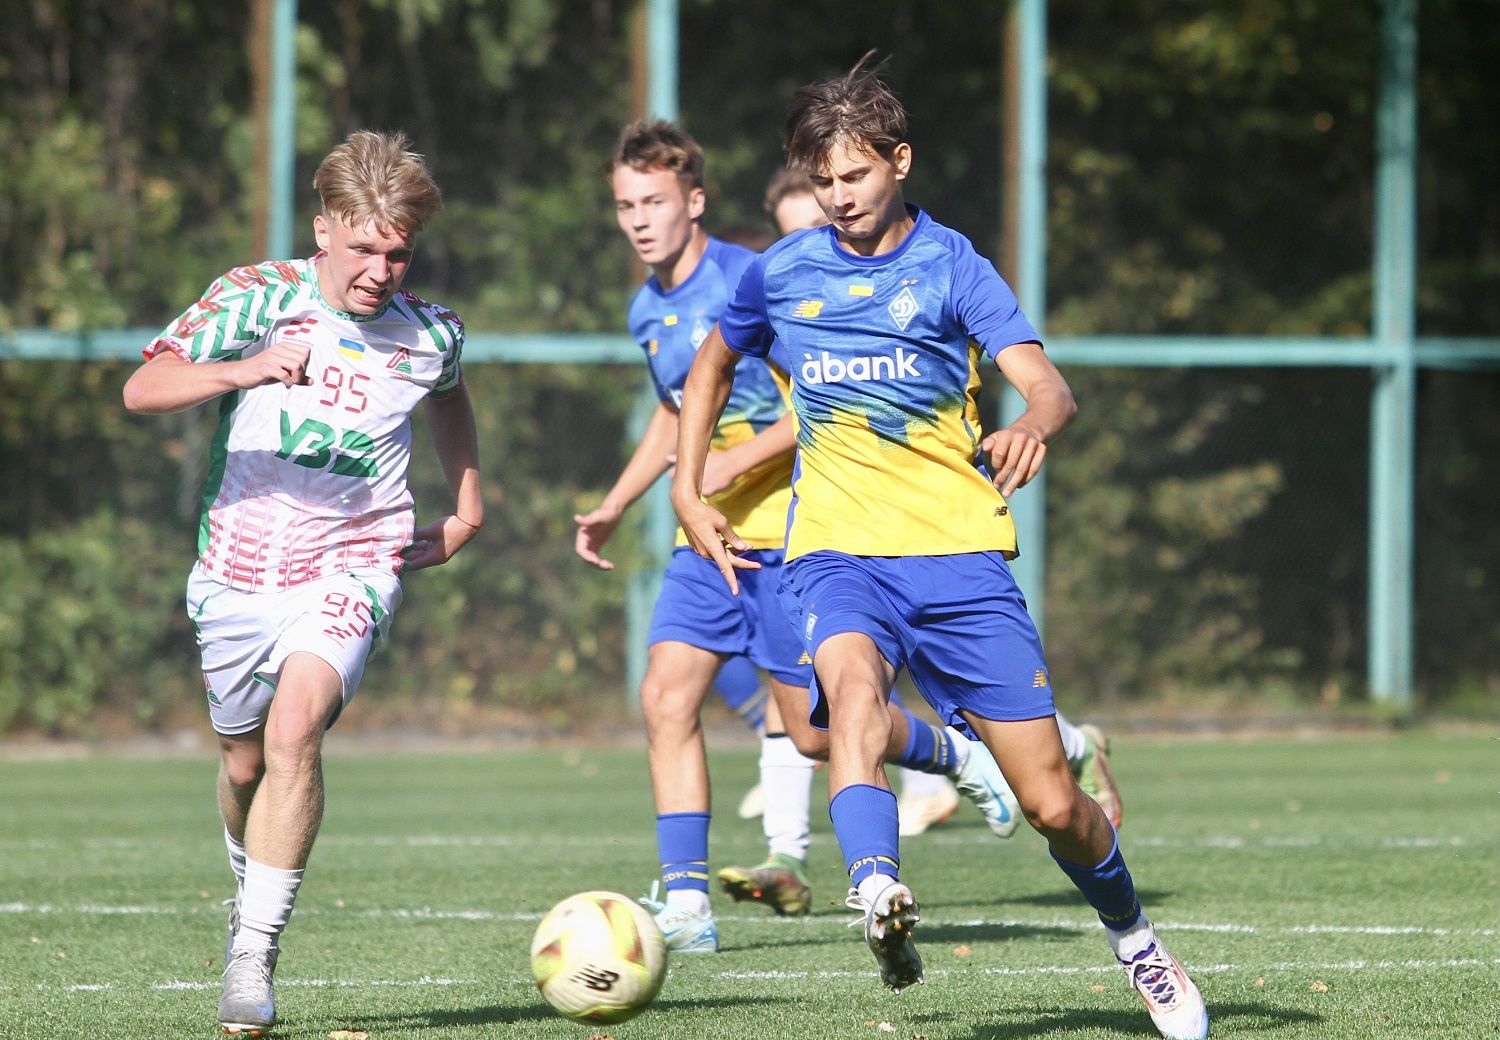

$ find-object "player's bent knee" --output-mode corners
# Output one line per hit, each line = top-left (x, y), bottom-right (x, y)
(1020, 787), (1084, 836)
(784, 725), (830, 760)
(221, 753), (265, 790)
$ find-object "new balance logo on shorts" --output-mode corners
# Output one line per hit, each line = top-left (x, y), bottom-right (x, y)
(1033, 669), (1049, 688)
(798, 349), (921, 384)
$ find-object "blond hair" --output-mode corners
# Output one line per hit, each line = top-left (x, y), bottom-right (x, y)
(312, 130), (443, 236)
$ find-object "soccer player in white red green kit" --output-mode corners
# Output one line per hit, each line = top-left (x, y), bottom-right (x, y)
(671, 57), (1207, 1040)
(123, 130), (484, 1036)
(575, 120), (1031, 953)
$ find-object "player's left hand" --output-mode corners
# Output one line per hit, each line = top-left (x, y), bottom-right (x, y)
(982, 425), (1048, 497)
(401, 514), (481, 571)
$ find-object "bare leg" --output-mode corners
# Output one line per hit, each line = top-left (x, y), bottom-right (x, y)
(640, 640), (720, 814)
(242, 653), (343, 869)
(962, 713), (1113, 864)
(812, 632), (898, 795)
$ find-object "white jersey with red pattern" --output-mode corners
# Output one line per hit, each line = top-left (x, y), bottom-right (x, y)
(145, 256), (464, 593)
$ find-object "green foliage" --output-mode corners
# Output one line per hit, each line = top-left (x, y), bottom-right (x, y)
(0, 511), (195, 734)
(1, 1), (1496, 733)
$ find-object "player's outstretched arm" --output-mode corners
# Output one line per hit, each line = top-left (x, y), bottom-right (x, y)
(404, 381), (484, 571)
(984, 341), (1078, 497)
(122, 344), (312, 414)
(573, 401), (679, 570)
(670, 324), (760, 596)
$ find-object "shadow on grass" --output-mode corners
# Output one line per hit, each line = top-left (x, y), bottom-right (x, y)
(946, 1000), (1320, 1038)
(339, 993), (785, 1031)
(916, 920), (1071, 944)
(935, 887), (1176, 913)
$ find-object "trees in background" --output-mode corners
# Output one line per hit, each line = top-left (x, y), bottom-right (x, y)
(1, 1), (1494, 733)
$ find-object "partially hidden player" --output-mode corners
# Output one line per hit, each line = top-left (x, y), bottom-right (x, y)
(576, 120), (1027, 951)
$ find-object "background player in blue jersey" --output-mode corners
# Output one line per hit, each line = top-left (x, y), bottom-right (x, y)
(670, 58), (1207, 1040)
(577, 121), (1028, 950)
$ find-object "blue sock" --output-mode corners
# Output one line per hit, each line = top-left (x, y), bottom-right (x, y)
(828, 784), (900, 886)
(713, 657), (767, 733)
(894, 712), (959, 774)
(657, 812), (710, 893)
(1052, 833), (1142, 931)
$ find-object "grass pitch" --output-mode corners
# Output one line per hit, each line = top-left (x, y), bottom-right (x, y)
(1, 730), (1495, 1038)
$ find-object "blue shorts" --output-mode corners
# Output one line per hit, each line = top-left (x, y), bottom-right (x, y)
(649, 546), (812, 686)
(778, 550), (1054, 733)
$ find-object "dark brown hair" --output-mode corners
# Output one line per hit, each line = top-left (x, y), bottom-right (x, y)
(784, 51), (907, 173)
(763, 167), (815, 214)
(605, 119), (705, 190)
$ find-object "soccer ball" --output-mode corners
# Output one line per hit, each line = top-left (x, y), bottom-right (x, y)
(530, 890), (667, 1024)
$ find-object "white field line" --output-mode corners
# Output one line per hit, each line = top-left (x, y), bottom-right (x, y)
(15, 957), (1500, 994)
(1, 900), (1494, 941)
(0, 832), (1487, 853)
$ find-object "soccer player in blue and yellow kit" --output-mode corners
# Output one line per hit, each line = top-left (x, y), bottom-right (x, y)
(670, 59), (1208, 1040)
(577, 120), (1029, 953)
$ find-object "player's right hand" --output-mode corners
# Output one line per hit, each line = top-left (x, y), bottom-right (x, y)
(670, 494), (759, 596)
(236, 341), (313, 389)
(573, 503), (623, 570)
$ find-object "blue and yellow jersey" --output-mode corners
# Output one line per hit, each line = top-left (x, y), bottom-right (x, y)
(717, 208), (1040, 561)
(627, 237), (794, 549)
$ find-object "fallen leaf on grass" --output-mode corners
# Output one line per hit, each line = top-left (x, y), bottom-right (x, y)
(876, 1024), (895, 1034)
(1309, 980), (1328, 992)
(952, 944), (971, 957)
(328, 1031), (368, 1040)
(587, 1034), (616, 1040)
(1253, 978), (1265, 988)
(1090, 984), (1106, 993)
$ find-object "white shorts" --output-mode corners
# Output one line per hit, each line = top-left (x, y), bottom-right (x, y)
(187, 565), (403, 736)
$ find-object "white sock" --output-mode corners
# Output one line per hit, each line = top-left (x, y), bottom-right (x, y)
(665, 887), (711, 917)
(943, 726), (973, 775)
(897, 766), (950, 798)
(760, 734), (815, 862)
(224, 827), (247, 891)
(856, 871), (899, 906)
(1105, 915), (1157, 962)
(1056, 712), (1088, 769)
(233, 857), (304, 953)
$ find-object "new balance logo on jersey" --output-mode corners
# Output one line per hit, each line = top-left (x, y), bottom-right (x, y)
(571, 966), (620, 992)
(1032, 669), (1049, 688)
(793, 300), (824, 318)
(800, 348), (921, 385)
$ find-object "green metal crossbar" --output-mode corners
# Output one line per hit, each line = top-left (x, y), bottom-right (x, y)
(7, 0), (1494, 711)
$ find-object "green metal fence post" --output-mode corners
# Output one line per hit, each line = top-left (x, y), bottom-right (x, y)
(1001, 0), (1050, 634)
(268, 0), (297, 259)
(1369, 0), (1418, 712)
(623, 0), (681, 706)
